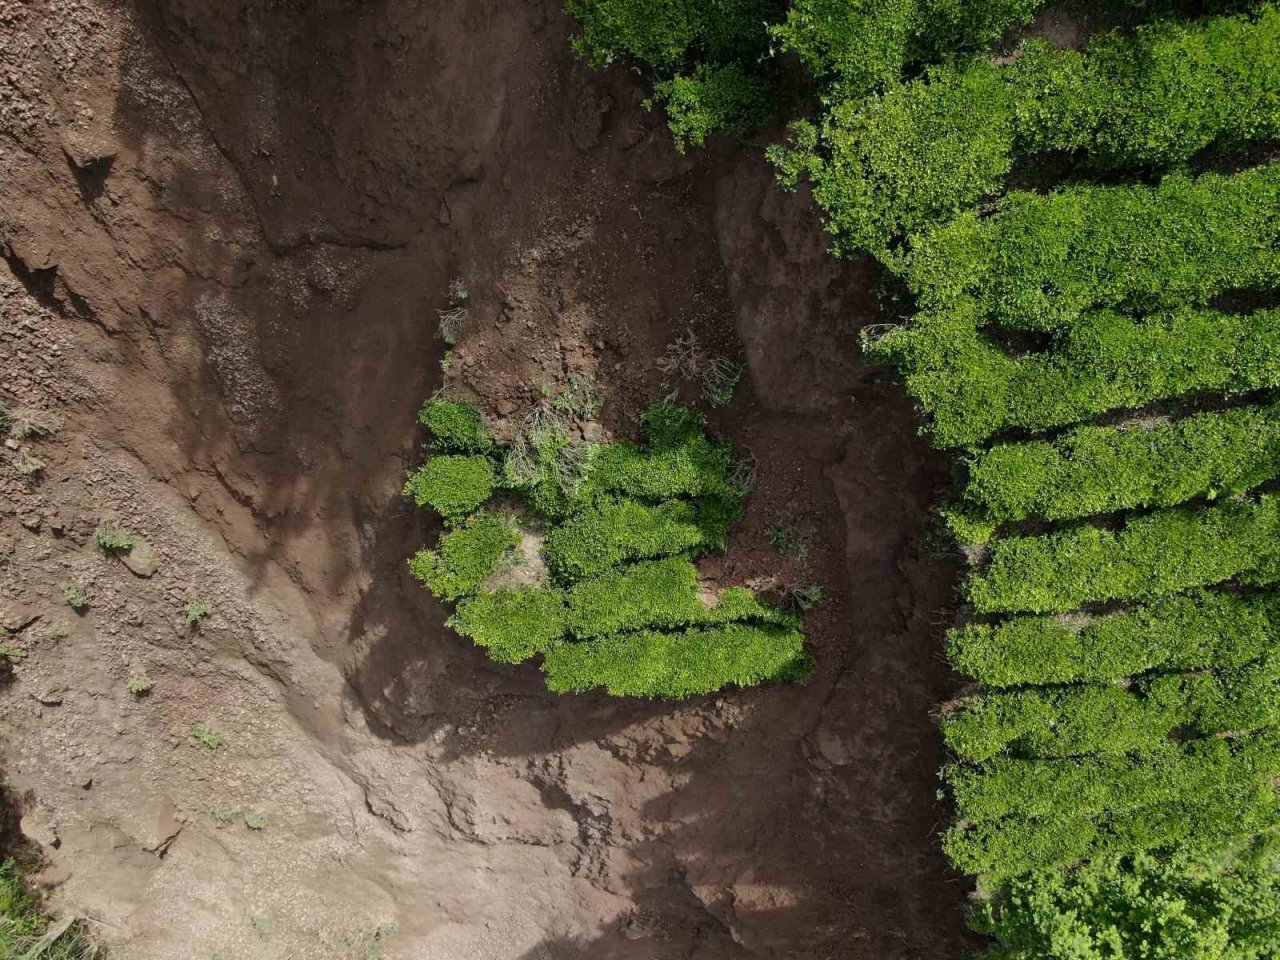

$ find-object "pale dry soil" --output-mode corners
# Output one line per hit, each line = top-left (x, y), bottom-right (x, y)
(0, 1), (975, 957)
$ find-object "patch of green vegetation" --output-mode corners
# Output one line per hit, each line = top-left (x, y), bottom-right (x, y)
(94, 521), (136, 555)
(191, 723), (226, 751)
(0, 859), (96, 959)
(417, 395), (493, 453)
(184, 600), (212, 627)
(406, 399), (810, 698)
(407, 511), (519, 601)
(243, 811), (266, 831)
(61, 581), (93, 612)
(403, 455), (496, 524)
(127, 671), (153, 699)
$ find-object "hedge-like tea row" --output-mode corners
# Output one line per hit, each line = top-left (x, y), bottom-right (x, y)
(906, 164), (1280, 334)
(448, 556), (797, 663)
(947, 735), (1280, 826)
(942, 653), (1280, 762)
(867, 304), (1280, 449)
(406, 396), (809, 698)
(957, 403), (1280, 528)
(945, 782), (1280, 882)
(542, 496), (736, 581)
(541, 622), (812, 697)
(773, 8), (1280, 254)
(949, 589), (1280, 687)
(969, 495), (1280, 614)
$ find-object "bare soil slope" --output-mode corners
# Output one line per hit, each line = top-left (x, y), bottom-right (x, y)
(0, 0), (976, 956)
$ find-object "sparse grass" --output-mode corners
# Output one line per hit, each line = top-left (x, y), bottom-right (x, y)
(339, 923), (399, 960)
(7, 408), (64, 440)
(62, 581), (93, 612)
(0, 859), (97, 959)
(657, 331), (744, 407)
(184, 600), (212, 628)
(94, 522), (136, 555)
(701, 356), (744, 407)
(767, 520), (808, 561)
(126, 671), (153, 699)
(781, 583), (824, 612)
(191, 723), (226, 750)
(249, 914), (274, 940)
(447, 277), (469, 307)
(553, 375), (604, 419)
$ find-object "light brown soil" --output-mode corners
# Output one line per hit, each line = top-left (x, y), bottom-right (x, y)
(0, 0), (978, 957)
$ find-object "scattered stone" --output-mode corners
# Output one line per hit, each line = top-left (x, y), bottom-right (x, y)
(122, 539), (161, 578)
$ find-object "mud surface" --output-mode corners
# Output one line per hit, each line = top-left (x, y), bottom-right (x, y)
(0, 1), (976, 956)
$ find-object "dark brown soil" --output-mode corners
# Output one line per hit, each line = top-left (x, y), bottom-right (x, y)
(0, 0), (979, 956)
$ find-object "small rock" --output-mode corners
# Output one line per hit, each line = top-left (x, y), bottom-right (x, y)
(3, 438), (18, 451)
(34, 688), (64, 706)
(122, 539), (161, 578)
(0, 604), (40, 633)
(19, 515), (40, 532)
(19, 811), (59, 849)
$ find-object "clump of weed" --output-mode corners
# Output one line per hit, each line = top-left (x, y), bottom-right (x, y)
(244, 811), (266, 830)
(127, 671), (153, 699)
(767, 520), (808, 561)
(553, 375), (604, 419)
(0, 859), (97, 958)
(191, 723), (226, 750)
(94, 521), (137, 554)
(340, 922), (400, 960)
(7, 408), (64, 440)
(184, 600), (212, 628)
(11, 450), (44, 477)
(656, 330), (744, 407)
(62, 581), (93, 612)
(211, 808), (239, 823)
(437, 277), (471, 345)
(781, 583), (824, 612)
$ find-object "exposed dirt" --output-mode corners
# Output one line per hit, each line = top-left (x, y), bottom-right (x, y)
(0, 0), (978, 957)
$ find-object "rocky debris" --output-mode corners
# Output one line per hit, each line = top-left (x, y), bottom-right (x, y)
(120, 539), (160, 578)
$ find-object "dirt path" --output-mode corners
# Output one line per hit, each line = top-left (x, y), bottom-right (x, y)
(0, 0), (977, 956)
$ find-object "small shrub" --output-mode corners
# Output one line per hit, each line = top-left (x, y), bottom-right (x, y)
(127, 671), (153, 699)
(417, 396), (493, 453)
(437, 306), (469, 345)
(185, 599), (212, 627)
(767, 521), (807, 560)
(450, 587), (567, 663)
(94, 521), (137, 554)
(191, 723), (226, 750)
(403, 454), (496, 523)
(407, 511), (518, 600)
(62, 581), (93, 612)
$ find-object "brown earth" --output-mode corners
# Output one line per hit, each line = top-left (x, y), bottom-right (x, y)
(0, 0), (979, 957)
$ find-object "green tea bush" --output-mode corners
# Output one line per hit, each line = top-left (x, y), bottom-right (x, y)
(566, 0), (781, 146)
(565, 555), (793, 637)
(418, 395), (493, 453)
(947, 783), (1279, 881)
(947, 735), (1280, 825)
(449, 587), (568, 663)
(542, 497), (736, 581)
(973, 854), (1280, 960)
(950, 589), (1279, 686)
(774, 9), (1280, 254)
(652, 63), (775, 151)
(968, 495), (1280, 614)
(868, 305), (1280, 448)
(958, 404), (1280, 527)
(541, 622), (811, 697)
(407, 511), (518, 601)
(942, 655), (1280, 762)
(905, 165), (1280, 333)
(403, 454), (495, 523)
(770, 0), (1044, 99)
(406, 398), (807, 698)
